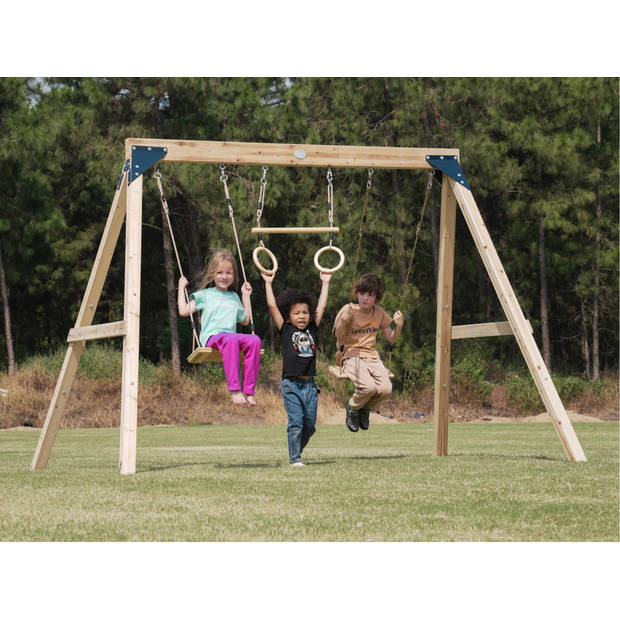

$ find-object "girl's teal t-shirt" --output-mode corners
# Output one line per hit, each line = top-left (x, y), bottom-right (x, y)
(189, 287), (246, 346)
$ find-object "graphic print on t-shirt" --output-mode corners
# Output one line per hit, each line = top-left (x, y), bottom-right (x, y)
(291, 329), (315, 357)
(351, 321), (378, 335)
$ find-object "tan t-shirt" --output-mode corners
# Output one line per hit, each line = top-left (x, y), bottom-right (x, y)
(333, 304), (392, 360)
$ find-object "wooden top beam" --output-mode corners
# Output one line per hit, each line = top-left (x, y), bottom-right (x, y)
(125, 138), (459, 170)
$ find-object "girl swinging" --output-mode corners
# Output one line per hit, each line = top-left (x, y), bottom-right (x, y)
(178, 249), (261, 405)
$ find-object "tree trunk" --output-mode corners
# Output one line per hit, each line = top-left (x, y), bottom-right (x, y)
(581, 301), (591, 380)
(0, 243), (16, 375)
(170, 183), (203, 284)
(162, 210), (181, 375)
(538, 220), (552, 371)
(186, 200), (203, 283)
(268, 313), (274, 352)
(592, 119), (602, 379)
(592, 230), (601, 379)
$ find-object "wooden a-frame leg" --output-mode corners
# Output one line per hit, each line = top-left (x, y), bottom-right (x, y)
(31, 173), (128, 470)
(451, 180), (586, 462)
(433, 178), (457, 456)
(119, 175), (143, 475)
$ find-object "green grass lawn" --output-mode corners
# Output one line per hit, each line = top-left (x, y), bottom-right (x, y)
(1, 422), (617, 541)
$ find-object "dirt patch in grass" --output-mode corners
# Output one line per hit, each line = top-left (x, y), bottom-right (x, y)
(1, 361), (617, 430)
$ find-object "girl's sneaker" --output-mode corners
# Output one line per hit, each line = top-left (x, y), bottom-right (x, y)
(290, 461), (305, 467)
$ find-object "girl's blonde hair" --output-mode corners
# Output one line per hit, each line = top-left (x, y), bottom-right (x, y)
(198, 248), (239, 290)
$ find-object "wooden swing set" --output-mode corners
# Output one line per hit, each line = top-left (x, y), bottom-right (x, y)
(30, 139), (587, 475)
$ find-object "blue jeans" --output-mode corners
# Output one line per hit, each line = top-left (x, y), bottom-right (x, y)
(281, 378), (318, 463)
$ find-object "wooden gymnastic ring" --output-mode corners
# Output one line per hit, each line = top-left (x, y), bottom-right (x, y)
(314, 245), (345, 274)
(252, 246), (278, 276)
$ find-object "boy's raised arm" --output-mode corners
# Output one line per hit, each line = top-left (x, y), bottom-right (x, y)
(261, 272), (284, 330)
(315, 272), (331, 326)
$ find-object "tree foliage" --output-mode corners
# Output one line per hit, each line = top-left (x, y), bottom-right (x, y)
(0, 77), (617, 378)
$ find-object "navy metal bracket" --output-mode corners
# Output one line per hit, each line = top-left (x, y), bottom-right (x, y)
(426, 154), (470, 190)
(129, 145), (168, 184)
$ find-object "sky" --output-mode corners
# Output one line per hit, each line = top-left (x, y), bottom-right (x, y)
(3, 1), (619, 77)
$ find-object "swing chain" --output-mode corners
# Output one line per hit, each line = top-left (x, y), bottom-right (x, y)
(327, 169), (334, 224)
(350, 169), (373, 294)
(219, 164), (228, 182)
(256, 166), (268, 247)
(256, 166), (268, 223)
(219, 165), (235, 219)
(399, 168), (435, 309)
(416, 170), (435, 234)
(427, 169), (435, 189)
(153, 168), (201, 350)
(217, 165), (254, 330)
(153, 167), (169, 216)
(326, 168), (335, 246)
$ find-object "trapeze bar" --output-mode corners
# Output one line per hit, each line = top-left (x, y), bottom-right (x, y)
(252, 227), (339, 234)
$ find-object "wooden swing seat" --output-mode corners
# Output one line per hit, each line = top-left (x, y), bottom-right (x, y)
(328, 364), (395, 380)
(188, 347), (265, 364)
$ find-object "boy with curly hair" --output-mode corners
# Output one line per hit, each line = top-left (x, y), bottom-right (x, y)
(262, 271), (332, 466)
(332, 273), (403, 432)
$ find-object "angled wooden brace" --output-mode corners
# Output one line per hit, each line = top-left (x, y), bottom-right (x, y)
(450, 180), (587, 462)
(31, 162), (130, 470)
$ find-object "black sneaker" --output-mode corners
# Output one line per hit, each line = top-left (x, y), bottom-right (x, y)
(359, 408), (370, 430)
(345, 402), (360, 432)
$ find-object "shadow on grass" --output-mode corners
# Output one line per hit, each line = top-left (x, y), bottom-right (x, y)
(301, 455), (409, 466)
(138, 460), (283, 472)
(344, 454), (407, 462)
(217, 455), (410, 468)
(448, 452), (567, 462)
(138, 453), (410, 472)
(215, 462), (287, 469)
(137, 451), (567, 472)
(136, 461), (217, 473)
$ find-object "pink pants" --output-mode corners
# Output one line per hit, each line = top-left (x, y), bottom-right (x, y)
(207, 333), (261, 394)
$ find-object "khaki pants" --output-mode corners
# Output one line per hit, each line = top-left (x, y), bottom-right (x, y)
(342, 356), (392, 411)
